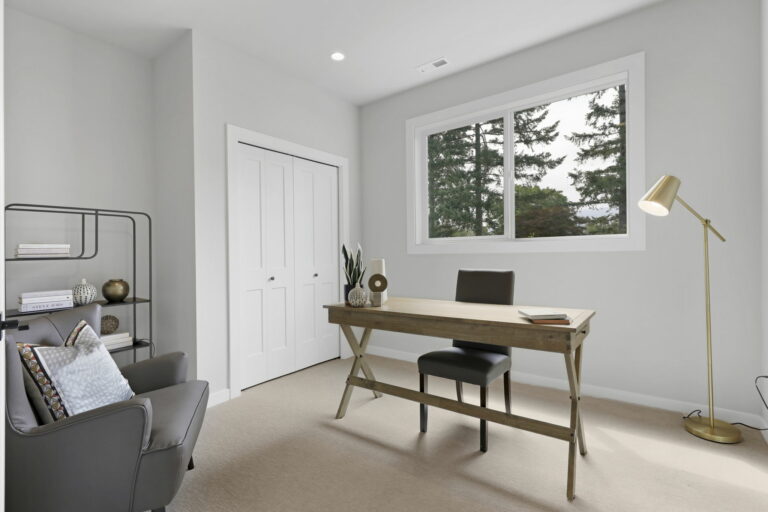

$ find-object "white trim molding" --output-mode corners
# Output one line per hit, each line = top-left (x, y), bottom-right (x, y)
(208, 388), (232, 408)
(225, 125), (350, 401)
(406, 52), (646, 255)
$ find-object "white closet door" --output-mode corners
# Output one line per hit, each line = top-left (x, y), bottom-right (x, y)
(293, 157), (340, 369)
(236, 143), (296, 389)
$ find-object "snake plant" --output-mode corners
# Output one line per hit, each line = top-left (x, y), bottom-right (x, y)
(341, 243), (366, 286)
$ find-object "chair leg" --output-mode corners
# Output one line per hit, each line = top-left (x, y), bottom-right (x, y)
(456, 380), (463, 402)
(187, 456), (195, 471)
(480, 385), (488, 452)
(420, 373), (428, 433)
(504, 371), (511, 414)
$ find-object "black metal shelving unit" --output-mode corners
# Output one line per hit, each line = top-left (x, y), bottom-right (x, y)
(5, 204), (153, 361)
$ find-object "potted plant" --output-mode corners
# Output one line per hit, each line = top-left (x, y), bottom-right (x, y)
(341, 244), (366, 305)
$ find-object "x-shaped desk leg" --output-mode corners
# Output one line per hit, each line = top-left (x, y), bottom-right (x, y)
(335, 325), (382, 419)
(564, 343), (587, 501)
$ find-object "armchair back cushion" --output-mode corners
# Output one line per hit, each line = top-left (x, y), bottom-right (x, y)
(8, 304), (101, 347)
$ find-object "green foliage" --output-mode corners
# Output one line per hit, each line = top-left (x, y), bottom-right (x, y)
(568, 85), (627, 234)
(427, 119), (504, 238)
(341, 244), (365, 285)
(515, 185), (583, 238)
(514, 105), (565, 185)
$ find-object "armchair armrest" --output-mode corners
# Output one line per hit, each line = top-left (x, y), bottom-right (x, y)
(121, 351), (189, 394)
(6, 398), (152, 512)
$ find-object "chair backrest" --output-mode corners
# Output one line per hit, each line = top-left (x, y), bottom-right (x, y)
(5, 304), (102, 431)
(453, 269), (515, 355)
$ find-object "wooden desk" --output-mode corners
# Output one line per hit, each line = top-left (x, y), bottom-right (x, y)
(325, 297), (595, 501)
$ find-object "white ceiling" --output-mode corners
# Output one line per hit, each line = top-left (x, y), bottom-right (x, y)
(7, 0), (663, 105)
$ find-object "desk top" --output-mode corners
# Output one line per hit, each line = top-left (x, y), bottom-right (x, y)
(325, 297), (595, 334)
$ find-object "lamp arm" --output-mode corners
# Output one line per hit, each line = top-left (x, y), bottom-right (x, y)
(675, 196), (726, 242)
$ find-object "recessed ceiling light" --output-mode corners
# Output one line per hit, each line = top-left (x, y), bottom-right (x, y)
(330, 52), (345, 62)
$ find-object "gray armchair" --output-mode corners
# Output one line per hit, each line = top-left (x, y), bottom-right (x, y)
(5, 304), (209, 512)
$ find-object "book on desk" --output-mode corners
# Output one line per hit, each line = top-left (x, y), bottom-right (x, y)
(519, 308), (572, 325)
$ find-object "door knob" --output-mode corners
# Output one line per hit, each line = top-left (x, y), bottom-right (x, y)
(313, 273), (318, 278)
(268, 276), (275, 281)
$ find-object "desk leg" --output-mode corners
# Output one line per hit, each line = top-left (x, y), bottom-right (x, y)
(575, 344), (587, 456)
(336, 325), (381, 420)
(564, 350), (584, 501)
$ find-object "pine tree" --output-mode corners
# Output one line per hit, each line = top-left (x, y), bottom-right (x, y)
(427, 119), (504, 237)
(513, 105), (565, 185)
(567, 85), (627, 234)
(512, 104), (581, 237)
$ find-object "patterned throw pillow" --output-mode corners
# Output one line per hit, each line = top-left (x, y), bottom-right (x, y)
(18, 320), (134, 422)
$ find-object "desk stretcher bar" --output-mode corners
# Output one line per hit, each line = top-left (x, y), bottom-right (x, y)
(347, 376), (572, 441)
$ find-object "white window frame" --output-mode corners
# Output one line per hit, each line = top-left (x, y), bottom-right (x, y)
(406, 53), (646, 254)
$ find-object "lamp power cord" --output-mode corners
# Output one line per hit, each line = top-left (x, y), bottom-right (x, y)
(684, 375), (768, 431)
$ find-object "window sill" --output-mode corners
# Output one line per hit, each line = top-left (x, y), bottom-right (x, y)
(407, 233), (645, 255)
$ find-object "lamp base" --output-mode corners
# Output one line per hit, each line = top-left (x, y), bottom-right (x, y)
(684, 416), (742, 444)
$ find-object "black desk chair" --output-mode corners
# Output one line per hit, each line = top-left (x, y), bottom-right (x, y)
(417, 269), (514, 452)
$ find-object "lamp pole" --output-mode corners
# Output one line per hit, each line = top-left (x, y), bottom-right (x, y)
(673, 196), (740, 443)
(703, 219), (715, 432)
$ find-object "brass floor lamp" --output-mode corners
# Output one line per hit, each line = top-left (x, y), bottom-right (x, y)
(638, 175), (742, 444)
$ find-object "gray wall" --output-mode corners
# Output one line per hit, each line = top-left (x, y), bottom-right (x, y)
(360, 0), (763, 419)
(190, 32), (361, 396)
(5, 8), (154, 366)
(152, 33), (197, 371)
(762, 0), (768, 441)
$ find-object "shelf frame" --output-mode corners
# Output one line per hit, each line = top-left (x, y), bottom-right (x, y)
(5, 203), (153, 361)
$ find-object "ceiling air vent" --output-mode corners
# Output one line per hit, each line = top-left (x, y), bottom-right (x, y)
(417, 57), (449, 74)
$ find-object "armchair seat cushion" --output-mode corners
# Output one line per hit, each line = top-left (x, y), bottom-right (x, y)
(418, 347), (511, 386)
(138, 380), (209, 452)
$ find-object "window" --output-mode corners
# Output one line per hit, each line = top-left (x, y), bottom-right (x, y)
(407, 54), (645, 254)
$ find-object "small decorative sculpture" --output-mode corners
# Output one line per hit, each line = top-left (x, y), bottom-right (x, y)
(72, 278), (97, 306)
(368, 273), (388, 307)
(101, 315), (119, 335)
(368, 258), (388, 305)
(347, 283), (368, 308)
(102, 279), (130, 303)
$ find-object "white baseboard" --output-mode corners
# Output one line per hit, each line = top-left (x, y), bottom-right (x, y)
(208, 388), (231, 408)
(366, 345), (768, 430)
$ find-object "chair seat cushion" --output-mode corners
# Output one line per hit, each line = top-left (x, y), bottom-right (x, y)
(138, 380), (208, 452)
(418, 347), (511, 386)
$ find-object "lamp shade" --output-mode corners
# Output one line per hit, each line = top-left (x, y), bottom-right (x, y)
(638, 175), (681, 216)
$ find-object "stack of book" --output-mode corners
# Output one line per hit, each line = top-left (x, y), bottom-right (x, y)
(101, 332), (134, 350)
(18, 290), (74, 313)
(15, 243), (71, 258)
(519, 308), (571, 325)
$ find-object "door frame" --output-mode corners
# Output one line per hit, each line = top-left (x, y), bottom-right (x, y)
(225, 124), (350, 399)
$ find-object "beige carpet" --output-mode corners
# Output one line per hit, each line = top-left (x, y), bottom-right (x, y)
(172, 356), (768, 512)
